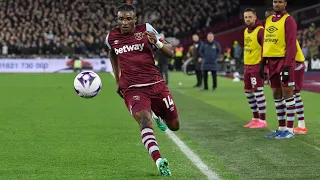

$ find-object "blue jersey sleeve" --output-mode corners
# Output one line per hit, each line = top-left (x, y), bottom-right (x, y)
(105, 34), (111, 49)
(146, 23), (161, 41)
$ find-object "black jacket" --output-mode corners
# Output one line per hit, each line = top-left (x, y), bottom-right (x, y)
(155, 50), (170, 65)
(192, 41), (202, 70)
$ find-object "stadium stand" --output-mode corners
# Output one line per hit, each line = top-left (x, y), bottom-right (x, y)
(135, 0), (240, 38)
(0, 0), (122, 56)
(297, 24), (320, 59)
(0, 0), (239, 57)
(0, 0), (319, 73)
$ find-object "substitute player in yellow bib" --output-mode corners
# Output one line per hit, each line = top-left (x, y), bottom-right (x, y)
(242, 8), (267, 129)
(261, 0), (297, 139)
(264, 7), (307, 135)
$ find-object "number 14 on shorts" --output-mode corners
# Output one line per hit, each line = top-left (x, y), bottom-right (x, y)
(163, 96), (174, 109)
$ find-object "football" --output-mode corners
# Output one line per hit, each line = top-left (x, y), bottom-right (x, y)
(74, 71), (102, 98)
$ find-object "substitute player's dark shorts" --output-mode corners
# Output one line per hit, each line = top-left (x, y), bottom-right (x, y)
(244, 65), (264, 91)
(264, 65), (269, 75)
(244, 72), (264, 91)
(264, 65), (269, 80)
(267, 58), (295, 88)
(123, 81), (178, 121)
(294, 62), (305, 91)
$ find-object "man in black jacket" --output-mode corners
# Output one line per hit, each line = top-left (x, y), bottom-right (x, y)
(199, 32), (221, 90)
(191, 34), (203, 87)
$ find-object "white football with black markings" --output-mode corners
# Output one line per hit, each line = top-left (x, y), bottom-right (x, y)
(74, 71), (102, 98)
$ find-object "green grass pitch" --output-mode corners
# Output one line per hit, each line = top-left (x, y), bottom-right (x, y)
(0, 72), (319, 180)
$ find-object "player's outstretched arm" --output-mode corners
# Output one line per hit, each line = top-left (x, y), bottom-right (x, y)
(106, 34), (120, 83)
(160, 40), (174, 57)
(145, 23), (174, 57)
(109, 49), (124, 98)
(145, 31), (174, 57)
(109, 49), (120, 84)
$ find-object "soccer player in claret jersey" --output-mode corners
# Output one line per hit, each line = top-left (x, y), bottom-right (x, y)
(105, 4), (179, 176)
(261, 0), (298, 139)
(242, 8), (267, 128)
(264, 7), (307, 135)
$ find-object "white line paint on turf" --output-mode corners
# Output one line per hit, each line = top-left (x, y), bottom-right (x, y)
(173, 87), (320, 153)
(302, 142), (320, 151)
(172, 88), (186, 94)
(109, 73), (220, 180)
(170, 88), (220, 180)
(110, 71), (115, 77)
(265, 129), (320, 152)
(165, 130), (220, 180)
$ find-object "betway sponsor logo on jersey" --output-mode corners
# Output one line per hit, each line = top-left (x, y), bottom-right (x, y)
(114, 43), (144, 55)
(264, 34), (278, 44)
(244, 48), (253, 54)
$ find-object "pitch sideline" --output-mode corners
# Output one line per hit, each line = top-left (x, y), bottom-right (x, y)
(108, 72), (220, 180)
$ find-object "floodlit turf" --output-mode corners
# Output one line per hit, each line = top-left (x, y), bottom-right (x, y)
(169, 72), (320, 179)
(0, 72), (319, 180)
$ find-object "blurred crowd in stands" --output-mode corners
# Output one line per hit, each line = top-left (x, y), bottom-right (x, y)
(0, 0), (319, 72)
(0, 0), (238, 57)
(0, 0), (114, 56)
(136, 0), (239, 38)
(297, 23), (320, 59)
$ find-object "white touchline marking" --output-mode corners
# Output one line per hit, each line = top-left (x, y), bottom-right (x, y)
(173, 88), (186, 94)
(169, 88), (220, 180)
(173, 86), (320, 153)
(109, 72), (220, 179)
(110, 71), (115, 78)
(302, 141), (320, 151)
(265, 130), (320, 151)
(165, 130), (220, 180)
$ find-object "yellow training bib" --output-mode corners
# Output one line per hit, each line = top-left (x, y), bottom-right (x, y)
(263, 14), (304, 62)
(263, 14), (289, 57)
(295, 41), (305, 62)
(244, 26), (263, 65)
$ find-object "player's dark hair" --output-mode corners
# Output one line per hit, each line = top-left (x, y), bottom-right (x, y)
(117, 3), (136, 13)
(244, 8), (256, 14)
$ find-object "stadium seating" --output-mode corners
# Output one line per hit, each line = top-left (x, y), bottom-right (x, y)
(0, 0), (238, 56)
(1, 0), (318, 59)
(297, 24), (320, 59)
